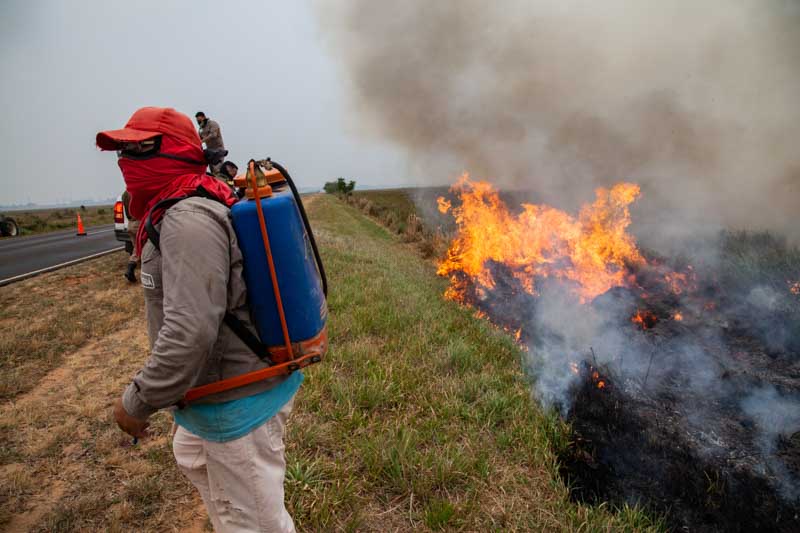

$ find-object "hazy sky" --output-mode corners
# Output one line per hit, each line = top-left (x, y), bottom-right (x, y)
(0, 0), (410, 206)
(3, 0), (798, 244)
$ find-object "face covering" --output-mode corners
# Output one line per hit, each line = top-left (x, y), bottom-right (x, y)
(120, 135), (235, 254)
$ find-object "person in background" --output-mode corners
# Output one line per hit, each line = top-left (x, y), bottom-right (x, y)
(195, 111), (225, 174)
(218, 160), (238, 185)
(121, 189), (139, 283)
(215, 161), (246, 198)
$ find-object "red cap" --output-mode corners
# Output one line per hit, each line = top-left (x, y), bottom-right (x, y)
(96, 107), (201, 150)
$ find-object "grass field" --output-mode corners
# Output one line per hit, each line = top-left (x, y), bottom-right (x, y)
(0, 194), (662, 531)
(1, 205), (114, 237)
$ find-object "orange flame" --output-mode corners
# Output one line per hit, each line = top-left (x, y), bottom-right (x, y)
(437, 175), (646, 303)
(789, 280), (800, 295)
(632, 309), (658, 330)
(664, 270), (697, 295)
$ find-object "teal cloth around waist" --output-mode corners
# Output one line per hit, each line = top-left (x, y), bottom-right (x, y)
(173, 372), (303, 442)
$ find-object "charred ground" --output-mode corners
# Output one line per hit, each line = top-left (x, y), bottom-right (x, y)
(465, 233), (800, 532)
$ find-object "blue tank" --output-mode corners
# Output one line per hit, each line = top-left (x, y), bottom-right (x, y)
(231, 186), (327, 347)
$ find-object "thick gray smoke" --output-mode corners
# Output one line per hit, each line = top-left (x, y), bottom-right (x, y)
(316, 0), (800, 243)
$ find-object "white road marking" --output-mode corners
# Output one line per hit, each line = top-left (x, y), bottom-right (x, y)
(87, 228), (115, 236)
(0, 246), (125, 287)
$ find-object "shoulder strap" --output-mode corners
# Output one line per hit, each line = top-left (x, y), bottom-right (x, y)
(143, 186), (222, 252)
(224, 314), (271, 364)
(143, 190), (272, 364)
(144, 196), (190, 252)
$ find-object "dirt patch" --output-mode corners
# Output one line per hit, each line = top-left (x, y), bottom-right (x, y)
(3, 479), (66, 532)
(173, 499), (212, 532)
(0, 319), (204, 531)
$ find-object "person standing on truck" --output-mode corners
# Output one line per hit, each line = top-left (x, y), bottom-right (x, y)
(97, 107), (301, 532)
(195, 111), (225, 174)
(121, 189), (139, 283)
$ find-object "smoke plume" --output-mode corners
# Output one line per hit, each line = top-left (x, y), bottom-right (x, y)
(316, 0), (800, 243)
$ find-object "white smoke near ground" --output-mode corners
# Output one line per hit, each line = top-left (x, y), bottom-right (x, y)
(525, 280), (800, 500)
(316, 0), (800, 245)
(741, 385), (800, 500)
(526, 285), (720, 414)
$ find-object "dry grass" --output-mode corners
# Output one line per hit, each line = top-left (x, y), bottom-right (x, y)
(0, 253), (141, 400)
(0, 319), (205, 531)
(0, 254), (203, 531)
(2, 205), (114, 237)
(344, 189), (452, 259)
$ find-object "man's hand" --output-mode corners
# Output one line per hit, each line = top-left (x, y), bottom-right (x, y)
(113, 398), (150, 438)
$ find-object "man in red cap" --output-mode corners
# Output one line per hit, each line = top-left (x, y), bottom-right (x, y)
(98, 107), (301, 532)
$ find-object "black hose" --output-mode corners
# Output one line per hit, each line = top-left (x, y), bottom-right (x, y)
(268, 159), (328, 298)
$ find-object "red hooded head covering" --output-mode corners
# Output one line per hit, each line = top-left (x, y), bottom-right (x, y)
(97, 107), (235, 254)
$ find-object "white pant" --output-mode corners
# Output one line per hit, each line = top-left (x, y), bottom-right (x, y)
(173, 398), (296, 533)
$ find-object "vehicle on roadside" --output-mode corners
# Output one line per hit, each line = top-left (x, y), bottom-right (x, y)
(0, 214), (20, 237)
(113, 196), (134, 254)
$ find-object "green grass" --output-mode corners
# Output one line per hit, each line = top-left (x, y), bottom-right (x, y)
(1, 205), (114, 237)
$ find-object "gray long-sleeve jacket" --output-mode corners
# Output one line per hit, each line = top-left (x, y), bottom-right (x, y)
(122, 197), (284, 420)
(199, 119), (224, 151)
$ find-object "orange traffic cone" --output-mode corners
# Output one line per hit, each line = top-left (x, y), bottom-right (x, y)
(76, 213), (87, 236)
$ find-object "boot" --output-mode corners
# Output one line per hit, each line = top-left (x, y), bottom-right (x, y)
(124, 261), (137, 283)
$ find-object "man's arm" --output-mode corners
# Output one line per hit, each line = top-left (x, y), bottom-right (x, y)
(121, 206), (230, 420)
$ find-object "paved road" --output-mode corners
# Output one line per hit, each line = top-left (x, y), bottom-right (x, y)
(0, 224), (124, 286)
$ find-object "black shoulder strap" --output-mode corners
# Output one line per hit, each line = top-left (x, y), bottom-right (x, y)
(143, 186), (221, 252)
(144, 196), (190, 252)
(143, 190), (272, 365)
(224, 314), (271, 364)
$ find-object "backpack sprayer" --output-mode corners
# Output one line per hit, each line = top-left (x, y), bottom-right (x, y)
(145, 158), (329, 406)
(183, 158), (328, 403)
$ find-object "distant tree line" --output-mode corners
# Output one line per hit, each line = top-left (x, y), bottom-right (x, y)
(324, 177), (356, 195)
